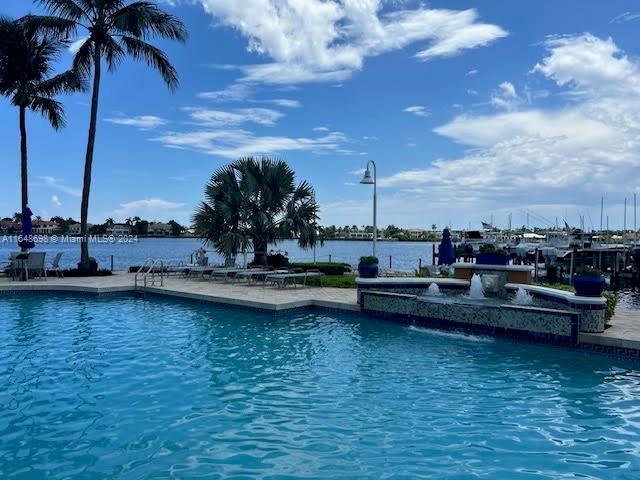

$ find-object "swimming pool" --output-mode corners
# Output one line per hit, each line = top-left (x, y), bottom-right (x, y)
(1, 294), (639, 479)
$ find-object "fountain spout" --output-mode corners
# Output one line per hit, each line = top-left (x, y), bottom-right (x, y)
(427, 283), (441, 296)
(514, 287), (534, 305)
(468, 274), (485, 300)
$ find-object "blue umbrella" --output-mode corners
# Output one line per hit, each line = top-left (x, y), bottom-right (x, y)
(437, 228), (456, 265)
(18, 207), (35, 250)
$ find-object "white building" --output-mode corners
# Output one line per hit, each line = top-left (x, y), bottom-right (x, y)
(106, 224), (131, 236)
(405, 228), (427, 239)
(32, 221), (59, 235)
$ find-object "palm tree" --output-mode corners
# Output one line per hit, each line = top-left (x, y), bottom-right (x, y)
(38, 0), (187, 271)
(193, 157), (321, 266)
(0, 15), (84, 227)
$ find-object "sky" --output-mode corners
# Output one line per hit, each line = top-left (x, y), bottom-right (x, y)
(1, 0), (640, 231)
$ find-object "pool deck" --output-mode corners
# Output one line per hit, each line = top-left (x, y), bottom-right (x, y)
(1, 272), (639, 356)
(0, 271), (359, 312)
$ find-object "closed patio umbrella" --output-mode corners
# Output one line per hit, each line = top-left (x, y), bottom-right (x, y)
(18, 207), (35, 251)
(438, 228), (456, 265)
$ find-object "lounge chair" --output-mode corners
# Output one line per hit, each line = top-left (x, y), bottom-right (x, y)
(25, 252), (46, 280)
(50, 252), (64, 278)
(265, 269), (324, 288)
(209, 267), (264, 282)
(5, 252), (24, 280)
(235, 268), (287, 285)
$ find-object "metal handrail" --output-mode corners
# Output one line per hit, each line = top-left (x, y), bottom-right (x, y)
(135, 258), (164, 288)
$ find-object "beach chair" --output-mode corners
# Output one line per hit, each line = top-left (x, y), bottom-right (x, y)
(265, 269), (324, 288)
(25, 252), (46, 280)
(50, 252), (64, 278)
(235, 268), (287, 285)
(5, 252), (23, 280)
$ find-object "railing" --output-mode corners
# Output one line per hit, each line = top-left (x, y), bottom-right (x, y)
(134, 258), (164, 288)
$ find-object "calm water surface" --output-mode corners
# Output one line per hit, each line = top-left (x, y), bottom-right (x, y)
(0, 237), (434, 271)
(1, 294), (639, 479)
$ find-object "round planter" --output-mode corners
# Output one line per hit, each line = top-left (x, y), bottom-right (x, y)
(358, 262), (379, 278)
(475, 253), (511, 266)
(573, 274), (605, 297)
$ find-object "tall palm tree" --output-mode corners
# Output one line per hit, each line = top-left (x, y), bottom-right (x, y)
(0, 15), (84, 230)
(193, 157), (321, 266)
(38, 0), (187, 271)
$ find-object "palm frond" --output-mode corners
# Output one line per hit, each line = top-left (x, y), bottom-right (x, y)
(18, 15), (77, 39)
(37, 69), (87, 96)
(120, 35), (179, 90)
(30, 96), (66, 129)
(72, 37), (94, 76)
(109, 1), (187, 41)
(36, 0), (88, 22)
(101, 34), (125, 72)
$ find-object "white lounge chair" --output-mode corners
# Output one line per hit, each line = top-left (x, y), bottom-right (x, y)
(265, 270), (324, 288)
(235, 268), (287, 285)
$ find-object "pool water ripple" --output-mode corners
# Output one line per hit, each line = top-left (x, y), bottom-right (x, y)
(0, 294), (639, 479)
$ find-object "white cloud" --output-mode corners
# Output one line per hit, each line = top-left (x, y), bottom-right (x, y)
(152, 129), (353, 158)
(610, 12), (640, 24)
(195, 2), (506, 84)
(112, 198), (186, 219)
(467, 69), (479, 75)
(379, 34), (640, 220)
(313, 126), (330, 132)
(403, 105), (430, 117)
(490, 81), (520, 110)
(35, 176), (81, 197)
(104, 115), (168, 130)
(183, 107), (284, 127)
(198, 84), (252, 102)
(531, 34), (640, 95)
(262, 99), (301, 108)
(51, 195), (61, 206)
(68, 36), (88, 54)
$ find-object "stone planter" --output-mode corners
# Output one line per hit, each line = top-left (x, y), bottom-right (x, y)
(358, 262), (379, 278)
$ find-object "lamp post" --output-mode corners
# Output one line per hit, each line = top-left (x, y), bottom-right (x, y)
(360, 160), (377, 257)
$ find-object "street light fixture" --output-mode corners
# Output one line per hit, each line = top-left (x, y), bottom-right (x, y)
(360, 160), (377, 257)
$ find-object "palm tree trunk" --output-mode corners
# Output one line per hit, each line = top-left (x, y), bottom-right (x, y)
(79, 46), (101, 272)
(19, 106), (28, 252)
(252, 238), (268, 266)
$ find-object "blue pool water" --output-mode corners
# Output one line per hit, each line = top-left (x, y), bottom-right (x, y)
(1, 294), (639, 479)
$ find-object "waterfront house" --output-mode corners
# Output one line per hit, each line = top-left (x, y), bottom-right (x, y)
(0, 220), (20, 235)
(106, 224), (132, 236)
(32, 220), (59, 235)
(406, 228), (427, 240)
(148, 222), (173, 236)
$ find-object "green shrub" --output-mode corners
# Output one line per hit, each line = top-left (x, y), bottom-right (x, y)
(603, 292), (619, 322)
(479, 244), (508, 255)
(577, 265), (602, 276)
(267, 253), (289, 269)
(306, 274), (356, 288)
(359, 256), (379, 265)
(289, 262), (350, 275)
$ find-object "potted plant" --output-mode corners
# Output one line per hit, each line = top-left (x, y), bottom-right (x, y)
(573, 266), (605, 297)
(358, 256), (379, 278)
(475, 244), (511, 266)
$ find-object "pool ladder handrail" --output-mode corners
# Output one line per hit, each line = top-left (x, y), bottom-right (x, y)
(135, 258), (164, 288)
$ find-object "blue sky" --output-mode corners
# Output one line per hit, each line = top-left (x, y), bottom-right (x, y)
(1, 1), (640, 230)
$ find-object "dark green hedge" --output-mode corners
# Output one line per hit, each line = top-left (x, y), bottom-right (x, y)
(289, 262), (350, 275)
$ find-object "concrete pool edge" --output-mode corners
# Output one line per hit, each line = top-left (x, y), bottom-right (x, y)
(0, 275), (639, 360)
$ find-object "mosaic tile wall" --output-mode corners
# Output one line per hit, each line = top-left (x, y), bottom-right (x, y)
(362, 291), (579, 345)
